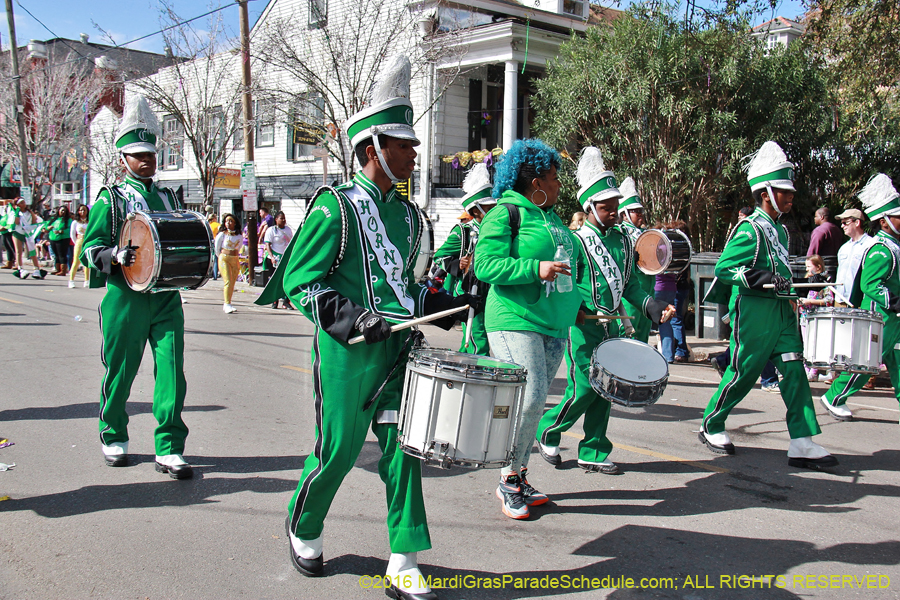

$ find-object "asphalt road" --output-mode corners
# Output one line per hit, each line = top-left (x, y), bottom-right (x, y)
(1, 274), (899, 599)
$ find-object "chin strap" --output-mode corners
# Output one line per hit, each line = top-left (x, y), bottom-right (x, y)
(120, 152), (156, 183)
(621, 210), (633, 226)
(371, 131), (401, 184)
(766, 184), (784, 215)
(885, 215), (900, 236)
(588, 203), (603, 226)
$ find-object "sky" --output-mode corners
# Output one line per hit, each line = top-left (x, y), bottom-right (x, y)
(2, 0), (806, 55)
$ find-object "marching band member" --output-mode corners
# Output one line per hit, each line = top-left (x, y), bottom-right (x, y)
(821, 174), (900, 421)
(474, 138), (583, 520)
(617, 177), (654, 342)
(536, 148), (673, 475)
(432, 162), (496, 355)
(699, 141), (836, 469)
(80, 95), (193, 478)
(258, 55), (475, 600)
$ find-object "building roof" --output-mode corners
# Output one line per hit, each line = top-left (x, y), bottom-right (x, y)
(752, 16), (805, 35)
(14, 37), (178, 81)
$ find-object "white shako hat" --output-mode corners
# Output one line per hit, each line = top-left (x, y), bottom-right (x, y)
(345, 55), (420, 150)
(859, 174), (900, 221)
(746, 141), (795, 193)
(460, 163), (496, 212)
(617, 177), (642, 214)
(115, 94), (161, 154)
(576, 147), (621, 211)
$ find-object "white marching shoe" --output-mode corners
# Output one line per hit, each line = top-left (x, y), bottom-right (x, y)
(820, 395), (853, 421)
(698, 429), (735, 455)
(285, 518), (324, 577)
(101, 441), (129, 467)
(385, 552), (437, 600)
(787, 437), (839, 470)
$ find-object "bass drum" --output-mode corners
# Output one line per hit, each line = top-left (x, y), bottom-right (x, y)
(414, 213), (435, 282)
(634, 229), (693, 275)
(120, 210), (214, 293)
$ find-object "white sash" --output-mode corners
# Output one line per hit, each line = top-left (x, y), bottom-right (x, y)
(344, 185), (415, 317)
(121, 181), (175, 213)
(578, 226), (624, 309)
(754, 213), (790, 271)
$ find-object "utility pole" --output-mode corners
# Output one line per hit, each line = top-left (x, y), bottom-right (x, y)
(238, 0), (257, 285)
(5, 0), (30, 193)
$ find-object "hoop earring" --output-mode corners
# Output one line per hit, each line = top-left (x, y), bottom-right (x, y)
(531, 189), (549, 207)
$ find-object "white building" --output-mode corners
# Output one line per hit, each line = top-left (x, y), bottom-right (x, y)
(751, 16), (805, 51)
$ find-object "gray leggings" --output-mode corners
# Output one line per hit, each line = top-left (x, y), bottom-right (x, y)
(488, 330), (565, 476)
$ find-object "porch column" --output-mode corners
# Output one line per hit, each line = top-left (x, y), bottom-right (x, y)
(502, 60), (518, 151)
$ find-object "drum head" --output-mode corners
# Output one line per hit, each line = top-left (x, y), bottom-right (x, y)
(593, 338), (668, 383)
(634, 230), (670, 275)
(120, 214), (158, 292)
(409, 348), (525, 381)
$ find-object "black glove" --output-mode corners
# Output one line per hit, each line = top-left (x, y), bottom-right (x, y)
(423, 291), (476, 330)
(354, 311), (392, 345)
(457, 292), (485, 315)
(744, 269), (792, 293)
(888, 294), (900, 313)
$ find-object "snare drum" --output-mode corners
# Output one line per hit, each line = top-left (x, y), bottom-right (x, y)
(804, 307), (884, 374)
(589, 338), (669, 407)
(399, 349), (526, 469)
(120, 210), (214, 293)
(634, 229), (693, 275)
(413, 214), (434, 282)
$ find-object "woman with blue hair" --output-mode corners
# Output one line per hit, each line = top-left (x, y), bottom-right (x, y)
(474, 139), (584, 519)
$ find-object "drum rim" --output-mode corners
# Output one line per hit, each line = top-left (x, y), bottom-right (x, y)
(121, 210), (163, 292)
(807, 307), (884, 322)
(407, 348), (527, 382)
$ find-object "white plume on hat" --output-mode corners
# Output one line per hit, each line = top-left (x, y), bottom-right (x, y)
(577, 147), (606, 189)
(618, 177), (637, 199)
(463, 163), (492, 196)
(371, 55), (411, 106)
(745, 141), (795, 192)
(617, 176), (642, 213)
(117, 95), (161, 144)
(859, 173), (900, 219)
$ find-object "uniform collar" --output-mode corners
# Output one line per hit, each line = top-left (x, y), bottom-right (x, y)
(583, 219), (615, 237)
(353, 172), (397, 203)
(752, 205), (777, 225)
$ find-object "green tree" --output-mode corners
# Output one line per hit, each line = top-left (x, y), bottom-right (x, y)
(533, 6), (834, 251)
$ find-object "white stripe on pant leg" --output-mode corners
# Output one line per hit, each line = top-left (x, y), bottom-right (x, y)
(703, 296), (744, 433)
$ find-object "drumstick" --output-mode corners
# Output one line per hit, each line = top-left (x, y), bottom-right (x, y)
(827, 285), (854, 307)
(348, 304), (470, 345)
(762, 282), (833, 289)
(584, 314), (634, 320)
(463, 282), (476, 350)
(126, 213), (136, 247)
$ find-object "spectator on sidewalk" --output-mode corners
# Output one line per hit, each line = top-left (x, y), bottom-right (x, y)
(68, 204), (90, 288)
(807, 207), (843, 257)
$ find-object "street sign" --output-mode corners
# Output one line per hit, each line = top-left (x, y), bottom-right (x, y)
(21, 185), (32, 205)
(242, 189), (258, 212)
(240, 162), (256, 191)
(215, 167), (241, 189)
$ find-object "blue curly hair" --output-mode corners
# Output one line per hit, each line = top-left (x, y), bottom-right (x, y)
(492, 139), (561, 198)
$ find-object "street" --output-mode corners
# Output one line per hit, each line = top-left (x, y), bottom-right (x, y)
(1, 275), (899, 599)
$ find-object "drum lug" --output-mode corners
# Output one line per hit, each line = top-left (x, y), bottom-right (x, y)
(427, 440), (452, 469)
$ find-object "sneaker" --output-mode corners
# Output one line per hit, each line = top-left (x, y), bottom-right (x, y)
(224, 304), (236, 314)
(518, 468), (548, 506)
(83, 281), (90, 288)
(495, 473), (529, 519)
(761, 383), (780, 393)
(68, 281), (76, 288)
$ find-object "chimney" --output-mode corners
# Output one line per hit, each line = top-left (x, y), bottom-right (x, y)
(80, 33), (89, 44)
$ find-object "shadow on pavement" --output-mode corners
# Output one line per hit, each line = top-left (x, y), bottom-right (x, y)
(0, 401), (225, 421)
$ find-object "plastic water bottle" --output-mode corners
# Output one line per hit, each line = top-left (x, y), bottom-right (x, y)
(554, 245), (573, 293)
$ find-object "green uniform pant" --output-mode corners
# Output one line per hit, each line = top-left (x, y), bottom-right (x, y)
(98, 278), (188, 456)
(287, 329), (430, 553)
(623, 298), (652, 343)
(458, 311), (490, 356)
(824, 318), (900, 408)
(702, 294), (821, 439)
(537, 320), (621, 462)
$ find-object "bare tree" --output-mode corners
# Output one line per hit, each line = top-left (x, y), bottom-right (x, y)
(0, 50), (106, 206)
(255, 0), (467, 181)
(127, 1), (247, 209)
